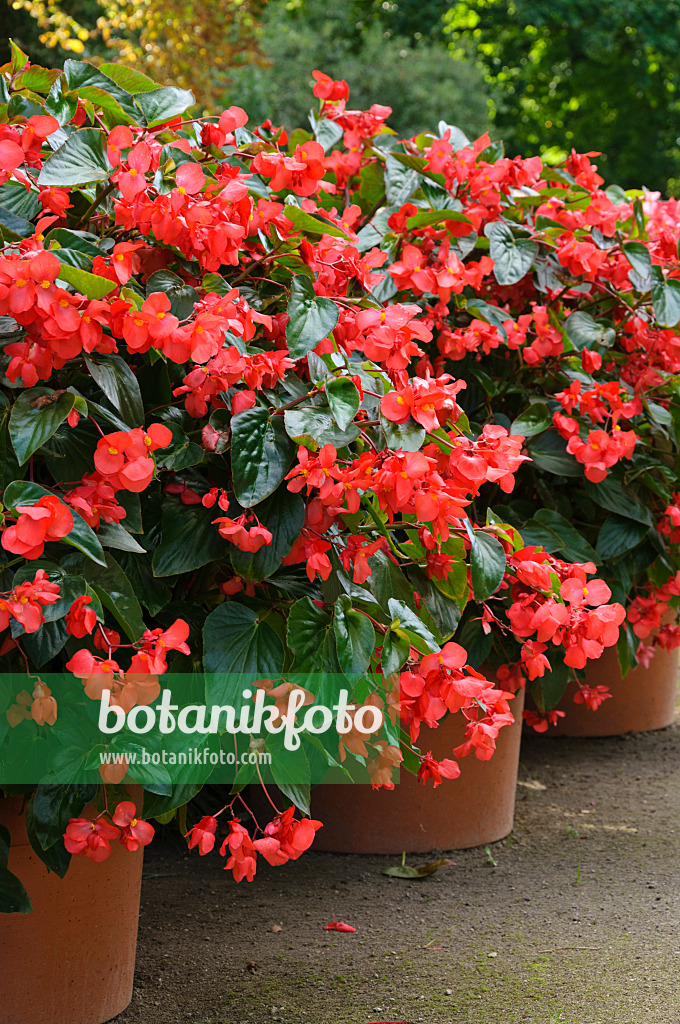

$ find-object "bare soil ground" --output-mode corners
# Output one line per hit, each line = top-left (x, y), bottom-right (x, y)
(114, 721), (680, 1024)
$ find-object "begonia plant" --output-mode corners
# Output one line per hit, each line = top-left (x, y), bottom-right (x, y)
(0, 46), (661, 909)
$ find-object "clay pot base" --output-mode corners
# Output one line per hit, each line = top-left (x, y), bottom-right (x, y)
(0, 798), (143, 1024)
(311, 688), (525, 855)
(546, 646), (679, 738)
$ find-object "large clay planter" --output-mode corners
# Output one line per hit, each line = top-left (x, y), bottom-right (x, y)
(0, 795), (143, 1024)
(546, 644), (679, 737)
(311, 688), (525, 854)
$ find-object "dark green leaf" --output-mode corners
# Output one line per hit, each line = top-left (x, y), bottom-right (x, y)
(325, 377), (360, 432)
(469, 530), (506, 601)
(145, 270), (199, 320)
(29, 783), (96, 849)
(0, 409), (21, 490)
(21, 618), (68, 668)
(24, 800), (70, 877)
(584, 474), (654, 525)
(152, 502), (226, 576)
(510, 402), (552, 438)
(388, 597), (440, 653)
(333, 595), (375, 678)
(203, 602), (284, 674)
(596, 514), (649, 560)
(533, 508), (599, 563)
(153, 422), (203, 471)
(84, 353), (144, 427)
(81, 552), (146, 641)
(528, 430), (582, 477)
(285, 275), (340, 360)
(405, 209), (472, 230)
(381, 629), (410, 676)
(9, 387), (76, 465)
(231, 406), (296, 507)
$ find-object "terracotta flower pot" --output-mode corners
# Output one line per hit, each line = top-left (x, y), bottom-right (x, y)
(311, 688), (525, 854)
(0, 795), (143, 1024)
(546, 644), (679, 737)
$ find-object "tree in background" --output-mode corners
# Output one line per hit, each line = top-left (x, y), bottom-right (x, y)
(445, 0), (680, 193)
(223, 0), (489, 140)
(3, 0), (267, 109)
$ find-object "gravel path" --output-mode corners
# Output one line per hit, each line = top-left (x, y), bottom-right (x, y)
(114, 720), (680, 1024)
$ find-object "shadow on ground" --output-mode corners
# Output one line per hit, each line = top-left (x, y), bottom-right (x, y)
(114, 723), (680, 1024)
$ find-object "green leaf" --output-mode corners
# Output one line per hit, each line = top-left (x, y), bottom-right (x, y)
(388, 597), (440, 653)
(651, 265), (680, 327)
(622, 241), (651, 289)
(56, 262), (117, 300)
(97, 521), (146, 554)
(0, 204), (34, 240)
(21, 618), (68, 668)
(0, 181), (41, 221)
(0, 408), (21, 490)
(9, 387), (77, 465)
(325, 377), (360, 432)
(385, 154), (419, 205)
(63, 59), (140, 123)
(37, 128), (112, 187)
(287, 597), (340, 681)
(510, 402), (552, 438)
(405, 209), (471, 230)
(366, 549), (416, 613)
(146, 270), (199, 320)
(564, 311), (615, 351)
(9, 39), (30, 73)
(286, 275), (340, 360)
(231, 406), (296, 507)
(0, 823), (32, 913)
(469, 530), (506, 601)
(596, 514), (649, 560)
(528, 430), (582, 477)
(381, 629), (410, 676)
(381, 412), (425, 452)
(230, 486), (304, 581)
(152, 502), (226, 576)
(84, 353), (144, 427)
(333, 595), (375, 678)
(98, 63), (159, 95)
(284, 407), (360, 450)
(412, 569), (462, 640)
(486, 222), (537, 286)
(24, 799), (70, 877)
(584, 474), (654, 526)
(81, 552), (146, 641)
(314, 118), (344, 153)
(135, 86), (194, 126)
(29, 783), (96, 849)
(203, 602), (284, 674)
(282, 204), (349, 239)
(533, 508), (599, 563)
(153, 423), (203, 471)
(3, 480), (106, 566)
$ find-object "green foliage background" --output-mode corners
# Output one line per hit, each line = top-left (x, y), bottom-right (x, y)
(4, 0), (680, 192)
